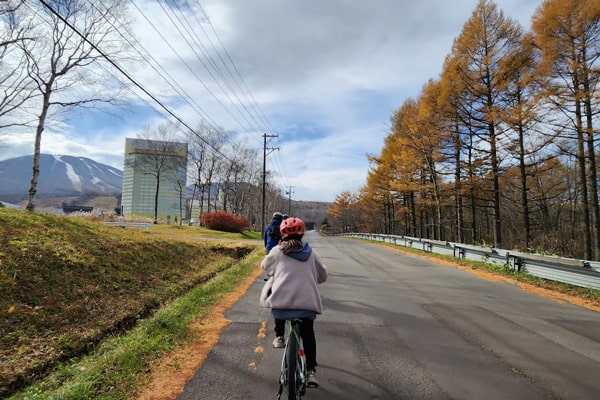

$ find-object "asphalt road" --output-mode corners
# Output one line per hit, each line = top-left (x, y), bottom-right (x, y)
(178, 232), (600, 400)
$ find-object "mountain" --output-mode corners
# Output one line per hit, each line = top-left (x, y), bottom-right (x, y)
(0, 154), (331, 222)
(0, 154), (122, 203)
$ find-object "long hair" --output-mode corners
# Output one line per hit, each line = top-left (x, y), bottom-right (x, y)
(279, 234), (303, 255)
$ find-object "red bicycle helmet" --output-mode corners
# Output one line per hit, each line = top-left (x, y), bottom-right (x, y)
(280, 217), (305, 238)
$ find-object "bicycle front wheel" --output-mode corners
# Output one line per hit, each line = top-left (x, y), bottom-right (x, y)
(286, 332), (299, 399)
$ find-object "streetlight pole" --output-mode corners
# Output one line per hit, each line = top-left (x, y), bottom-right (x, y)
(261, 133), (278, 239)
(286, 186), (294, 216)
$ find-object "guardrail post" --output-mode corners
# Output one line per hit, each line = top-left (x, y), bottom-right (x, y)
(582, 261), (591, 269)
(506, 253), (521, 272)
(454, 246), (465, 259)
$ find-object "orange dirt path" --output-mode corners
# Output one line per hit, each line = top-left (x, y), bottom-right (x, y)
(135, 263), (264, 400)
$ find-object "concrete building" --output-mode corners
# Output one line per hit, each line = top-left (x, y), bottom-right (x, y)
(121, 138), (188, 221)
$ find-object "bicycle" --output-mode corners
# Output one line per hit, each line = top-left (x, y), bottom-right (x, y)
(277, 318), (307, 400)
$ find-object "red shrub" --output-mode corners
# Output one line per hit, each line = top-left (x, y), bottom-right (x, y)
(200, 211), (250, 233)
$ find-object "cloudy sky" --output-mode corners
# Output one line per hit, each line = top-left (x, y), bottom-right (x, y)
(0, 0), (542, 202)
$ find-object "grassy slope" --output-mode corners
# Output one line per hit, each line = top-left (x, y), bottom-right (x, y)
(0, 208), (262, 398)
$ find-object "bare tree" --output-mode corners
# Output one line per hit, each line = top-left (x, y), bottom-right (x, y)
(187, 121), (233, 220)
(187, 121), (212, 222)
(16, 0), (134, 211)
(0, 1), (37, 129)
(205, 129), (232, 213)
(173, 168), (186, 225)
(220, 142), (260, 215)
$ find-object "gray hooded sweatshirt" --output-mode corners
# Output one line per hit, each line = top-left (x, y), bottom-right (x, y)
(260, 242), (328, 313)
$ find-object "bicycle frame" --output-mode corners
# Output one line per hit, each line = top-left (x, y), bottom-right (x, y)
(277, 319), (307, 400)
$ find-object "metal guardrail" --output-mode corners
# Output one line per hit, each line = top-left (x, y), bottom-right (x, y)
(340, 233), (600, 291)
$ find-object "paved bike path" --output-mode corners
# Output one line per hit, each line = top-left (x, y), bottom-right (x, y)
(179, 232), (600, 399)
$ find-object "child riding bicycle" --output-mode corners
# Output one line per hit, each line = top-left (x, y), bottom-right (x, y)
(260, 217), (328, 388)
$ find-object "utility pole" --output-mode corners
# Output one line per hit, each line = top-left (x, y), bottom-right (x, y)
(286, 186), (294, 216)
(262, 133), (279, 239)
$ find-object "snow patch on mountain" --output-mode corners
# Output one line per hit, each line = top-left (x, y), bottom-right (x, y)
(57, 156), (83, 191)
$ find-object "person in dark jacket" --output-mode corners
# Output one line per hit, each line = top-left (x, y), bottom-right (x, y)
(264, 212), (284, 253)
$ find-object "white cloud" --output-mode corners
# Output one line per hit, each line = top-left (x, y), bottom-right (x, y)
(288, 167), (368, 203)
(0, 0), (543, 202)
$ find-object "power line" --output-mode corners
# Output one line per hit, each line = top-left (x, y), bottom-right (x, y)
(184, 2), (291, 188)
(167, 0), (266, 133)
(36, 0), (234, 163)
(135, 0), (289, 186)
(85, 1), (220, 129)
(192, 0), (278, 134)
(132, 0), (255, 135)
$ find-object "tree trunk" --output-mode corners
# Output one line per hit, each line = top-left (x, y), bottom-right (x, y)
(454, 123), (464, 243)
(26, 87), (52, 212)
(410, 191), (417, 237)
(468, 139), (477, 245)
(433, 173), (442, 241)
(178, 185), (184, 225)
(199, 183), (206, 221)
(575, 99), (592, 260)
(518, 123), (531, 250)
(188, 183), (197, 225)
(153, 175), (160, 224)
(489, 121), (502, 248)
(583, 78), (599, 259)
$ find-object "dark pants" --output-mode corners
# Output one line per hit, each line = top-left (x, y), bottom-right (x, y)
(274, 318), (318, 371)
(274, 318), (286, 336)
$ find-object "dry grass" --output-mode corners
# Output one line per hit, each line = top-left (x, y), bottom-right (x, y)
(0, 208), (261, 398)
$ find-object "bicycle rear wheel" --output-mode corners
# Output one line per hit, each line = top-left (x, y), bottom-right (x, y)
(286, 329), (299, 399)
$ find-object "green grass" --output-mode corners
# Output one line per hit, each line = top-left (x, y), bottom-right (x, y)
(8, 251), (263, 400)
(0, 207), (263, 399)
(146, 223), (262, 241)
